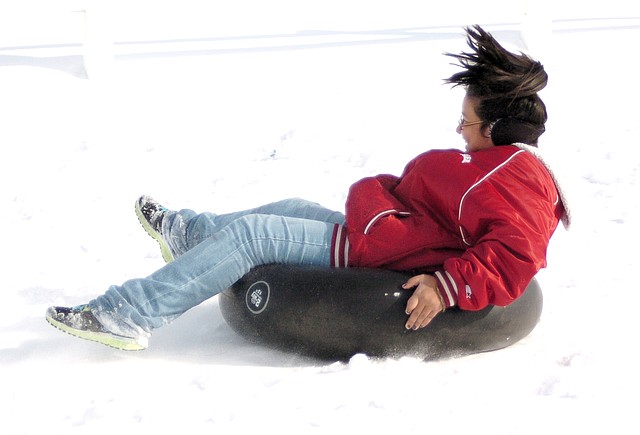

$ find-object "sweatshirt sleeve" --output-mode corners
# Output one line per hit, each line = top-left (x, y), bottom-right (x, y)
(345, 174), (410, 234)
(436, 175), (560, 310)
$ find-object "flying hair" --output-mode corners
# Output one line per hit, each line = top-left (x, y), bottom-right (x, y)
(444, 25), (547, 99)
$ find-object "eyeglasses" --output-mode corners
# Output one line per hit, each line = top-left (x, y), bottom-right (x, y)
(458, 117), (484, 129)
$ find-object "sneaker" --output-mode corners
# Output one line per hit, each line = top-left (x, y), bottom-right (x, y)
(135, 195), (174, 263)
(46, 305), (147, 351)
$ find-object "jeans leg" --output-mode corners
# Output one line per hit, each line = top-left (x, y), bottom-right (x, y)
(91, 213), (336, 334)
(163, 198), (345, 257)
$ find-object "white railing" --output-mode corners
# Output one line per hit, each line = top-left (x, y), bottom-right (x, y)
(3, 1), (636, 80)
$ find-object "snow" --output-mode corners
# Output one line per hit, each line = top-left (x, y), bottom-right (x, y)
(2, 1), (640, 433)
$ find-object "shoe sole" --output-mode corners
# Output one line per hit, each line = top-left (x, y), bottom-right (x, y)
(46, 312), (146, 351)
(135, 199), (174, 263)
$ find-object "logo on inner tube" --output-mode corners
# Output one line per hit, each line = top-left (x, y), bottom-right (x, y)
(245, 281), (270, 314)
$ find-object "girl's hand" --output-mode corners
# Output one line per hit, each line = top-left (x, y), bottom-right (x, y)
(402, 274), (444, 330)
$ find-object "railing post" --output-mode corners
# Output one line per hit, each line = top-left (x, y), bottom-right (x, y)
(82, 0), (114, 80)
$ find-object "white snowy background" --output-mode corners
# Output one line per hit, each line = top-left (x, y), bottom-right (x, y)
(1, 1), (639, 433)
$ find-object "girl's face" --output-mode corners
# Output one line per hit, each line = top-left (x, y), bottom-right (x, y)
(456, 95), (494, 152)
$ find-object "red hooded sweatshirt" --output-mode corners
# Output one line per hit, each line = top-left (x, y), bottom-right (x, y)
(330, 144), (569, 311)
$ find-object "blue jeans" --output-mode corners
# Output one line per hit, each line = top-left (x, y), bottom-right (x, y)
(90, 198), (345, 337)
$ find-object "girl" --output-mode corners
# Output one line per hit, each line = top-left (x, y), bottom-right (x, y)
(47, 25), (569, 351)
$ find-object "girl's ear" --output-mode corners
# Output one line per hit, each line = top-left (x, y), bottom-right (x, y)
(490, 118), (545, 146)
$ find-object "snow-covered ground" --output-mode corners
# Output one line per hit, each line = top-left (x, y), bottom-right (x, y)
(2, 1), (639, 433)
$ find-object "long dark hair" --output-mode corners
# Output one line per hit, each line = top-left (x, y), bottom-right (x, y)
(445, 25), (548, 146)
